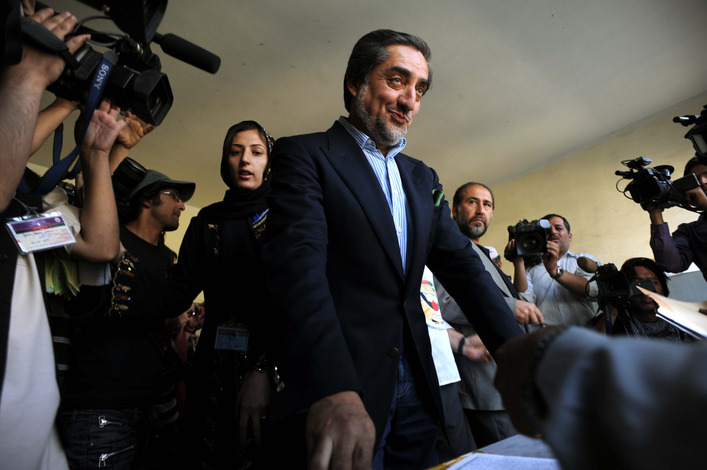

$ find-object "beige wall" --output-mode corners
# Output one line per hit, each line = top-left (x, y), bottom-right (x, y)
(466, 93), (707, 277)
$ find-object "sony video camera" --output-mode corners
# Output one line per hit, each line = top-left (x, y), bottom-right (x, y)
(615, 156), (699, 211)
(23, 1), (220, 125)
(507, 219), (551, 260)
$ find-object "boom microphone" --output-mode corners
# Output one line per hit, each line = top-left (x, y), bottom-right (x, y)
(153, 32), (221, 74)
(578, 256), (599, 273)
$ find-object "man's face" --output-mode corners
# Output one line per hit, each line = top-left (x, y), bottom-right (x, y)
(630, 265), (664, 314)
(348, 45), (429, 153)
(546, 216), (572, 255)
(453, 185), (494, 241)
(149, 187), (185, 232)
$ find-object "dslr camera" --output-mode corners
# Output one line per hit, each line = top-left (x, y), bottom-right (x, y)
(615, 156), (699, 211)
(507, 219), (551, 259)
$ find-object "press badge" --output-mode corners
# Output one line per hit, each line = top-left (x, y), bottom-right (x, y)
(5, 211), (76, 254)
(214, 324), (249, 351)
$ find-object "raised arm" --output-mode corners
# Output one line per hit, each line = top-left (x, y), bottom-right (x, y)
(69, 101), (127, 262)
(0, 8), (87, 211)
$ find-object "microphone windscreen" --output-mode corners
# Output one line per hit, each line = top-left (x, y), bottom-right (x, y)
(158, 33), (221, 74)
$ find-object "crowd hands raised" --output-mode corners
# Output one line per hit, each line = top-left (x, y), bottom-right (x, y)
(3, 6), (707, 470)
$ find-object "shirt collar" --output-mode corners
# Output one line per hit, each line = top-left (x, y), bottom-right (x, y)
(338, 116), (407, 158)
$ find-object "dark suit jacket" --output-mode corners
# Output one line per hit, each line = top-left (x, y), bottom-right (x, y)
(262, 121), (522, 446)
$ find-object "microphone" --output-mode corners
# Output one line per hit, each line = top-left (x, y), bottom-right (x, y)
(153, 33), (221, 74)
(577, 256), (599, 273)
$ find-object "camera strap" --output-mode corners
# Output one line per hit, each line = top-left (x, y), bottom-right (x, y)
(19, 52), (117, 197)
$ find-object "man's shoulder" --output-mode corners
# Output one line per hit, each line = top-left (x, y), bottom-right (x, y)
(276, 121), (344, 147)
(564, 251), (598, 262)
(675, 214), (706, 233)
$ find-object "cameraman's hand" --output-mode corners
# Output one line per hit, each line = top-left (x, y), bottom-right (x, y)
(504, 239), (518, 262)
(18, 9), (89, 89)
(685, 187), (707, 211)
(81, 100), (129, 157)
(109, 115), (156, 171)
(542, 241), (561, 276)
(646, 205), (665, 225)
(117, 115), (156, 149)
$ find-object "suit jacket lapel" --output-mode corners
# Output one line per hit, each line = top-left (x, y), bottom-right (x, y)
(472, 242), (513, 297)
(323, 123), (405, 279)
(397, 155), (431, 286)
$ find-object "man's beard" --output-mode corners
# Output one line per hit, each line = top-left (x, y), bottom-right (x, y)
(458, 218), (488, 240)
(352, 84), (407, 147)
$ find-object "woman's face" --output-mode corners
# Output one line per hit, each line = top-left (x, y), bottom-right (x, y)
(228, 129), (268, 190)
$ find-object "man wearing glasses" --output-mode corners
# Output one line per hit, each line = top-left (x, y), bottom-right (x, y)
(59, 169), (195, 469)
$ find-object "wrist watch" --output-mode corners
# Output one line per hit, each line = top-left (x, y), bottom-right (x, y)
(551, 267), (565, 280)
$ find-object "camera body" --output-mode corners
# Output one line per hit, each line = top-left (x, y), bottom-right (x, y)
(47, 41), (172, 125)
(594, 264), (631, 301)
(24, 1), (174, 125)
(593, 263), (657, 309)
(507, 219), (551, 258)
(616, 157), (699, 210)
(112, 157), (148, 219)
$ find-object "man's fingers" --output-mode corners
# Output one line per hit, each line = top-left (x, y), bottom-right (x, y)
(30, 8), (55, 24)
(37, 10), (76, 39)
(251, 413), (262, 446)
(65, 34), (90, 54)
(352, 441), (375, 470)
(308, 436), (334, 470)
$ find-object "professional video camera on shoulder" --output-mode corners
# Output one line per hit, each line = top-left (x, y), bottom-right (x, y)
(615, 156), (699, 211)
(22, 0), (221, 125)
(674, 104), (707, 164)
(507, 219), (551, 261)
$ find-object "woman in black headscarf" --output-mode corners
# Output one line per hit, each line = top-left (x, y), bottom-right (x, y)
(158, 121), (276, 468)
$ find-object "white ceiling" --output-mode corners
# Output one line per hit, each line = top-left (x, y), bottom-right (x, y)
(39, 0), (707, 209)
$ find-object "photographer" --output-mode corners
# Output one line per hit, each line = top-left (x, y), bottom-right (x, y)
(590, 258), (693, 343)
(0, 7), (88, 211)
(648, 156), (707, 281)
(509, 214), (599, 331)
(0, 6), (100, 469)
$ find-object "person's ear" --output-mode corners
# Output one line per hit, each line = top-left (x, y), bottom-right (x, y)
(346, 77), (360, 98)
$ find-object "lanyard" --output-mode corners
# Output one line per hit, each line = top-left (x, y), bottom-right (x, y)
(19, 52), (118, 196)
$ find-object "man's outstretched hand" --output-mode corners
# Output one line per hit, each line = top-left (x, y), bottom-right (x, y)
(305, 391), (375, 470)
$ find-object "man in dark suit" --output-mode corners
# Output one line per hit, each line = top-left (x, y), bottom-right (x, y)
(437, 182), (544, 447)
(262, 29), (522, 469)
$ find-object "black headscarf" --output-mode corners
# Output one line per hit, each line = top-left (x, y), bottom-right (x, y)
(214, 120), (274, 219)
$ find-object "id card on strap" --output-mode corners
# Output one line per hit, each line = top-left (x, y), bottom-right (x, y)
(5, 211), (76, 254)
(214, 324), (249, 351)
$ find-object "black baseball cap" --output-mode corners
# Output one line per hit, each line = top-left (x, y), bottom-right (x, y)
(129, 169), (196, 203)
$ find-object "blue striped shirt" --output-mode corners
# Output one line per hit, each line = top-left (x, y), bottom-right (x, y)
(339, 116), (410, 272)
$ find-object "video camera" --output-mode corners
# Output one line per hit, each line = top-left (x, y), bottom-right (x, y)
(674, 104), (707, 164)
(507, 219), (551, 260)
(591, 263), (657, 310)
(23, 0), (220, 125)
(615, 156), (699, 211)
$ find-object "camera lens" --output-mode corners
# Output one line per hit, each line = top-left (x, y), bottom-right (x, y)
(519, 233), (543, 253)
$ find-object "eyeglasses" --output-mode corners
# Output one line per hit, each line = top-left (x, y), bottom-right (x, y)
(160, 190), (182, 202)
